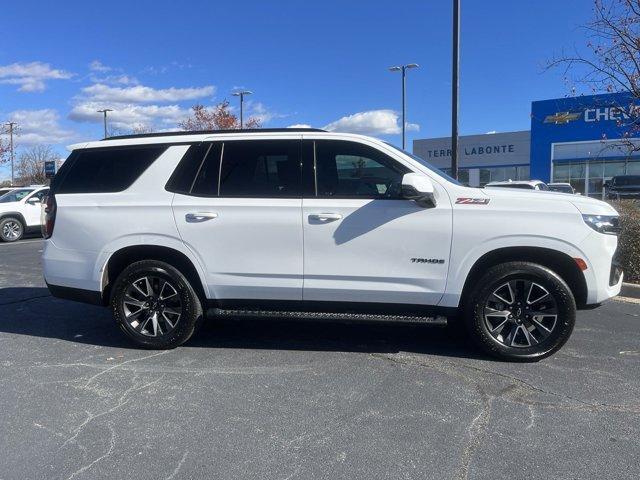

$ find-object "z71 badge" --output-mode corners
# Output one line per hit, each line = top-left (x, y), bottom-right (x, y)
(455, 197), (490, 205)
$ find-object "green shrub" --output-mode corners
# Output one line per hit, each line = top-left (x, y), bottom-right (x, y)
(609, 200), (640, 283)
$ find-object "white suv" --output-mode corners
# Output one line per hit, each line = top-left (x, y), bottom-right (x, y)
(0, 186), (49, 241)
(42, 129), (623, 360)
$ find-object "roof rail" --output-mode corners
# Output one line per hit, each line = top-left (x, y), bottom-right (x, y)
(103, 128), (326, 141)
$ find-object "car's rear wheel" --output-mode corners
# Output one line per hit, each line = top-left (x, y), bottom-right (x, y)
(464, 262), (576, 361)
(111, 260), (202, 349)
(0, 217), (24, 242)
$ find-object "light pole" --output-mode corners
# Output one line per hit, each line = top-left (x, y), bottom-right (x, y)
(232, 90), (253, 129)
(389, 63), (419, 150)
(451, 0), (461, 180)
(4, 122), (16, 185)
(97, 109), (113, 139)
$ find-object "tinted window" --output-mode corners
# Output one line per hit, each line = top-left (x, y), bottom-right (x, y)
(29, 189), (49, 202)
(0, 189), (33, 203)
(219, 140), (301, 197)
(56, 145), (167, 194)
(315, 140), (409, 198)
(191, 143), (223, 196)
(614, 175), (640, 186)
(166, 143), (221, 196)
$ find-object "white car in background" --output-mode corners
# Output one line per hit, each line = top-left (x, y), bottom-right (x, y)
(0, 186), (49, 242)
(485, 180), (550, 191)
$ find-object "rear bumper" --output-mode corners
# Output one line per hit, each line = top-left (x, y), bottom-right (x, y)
(46, 282), (104, 306)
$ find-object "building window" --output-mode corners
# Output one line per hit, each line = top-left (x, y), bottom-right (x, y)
(552, 158), (640, 198)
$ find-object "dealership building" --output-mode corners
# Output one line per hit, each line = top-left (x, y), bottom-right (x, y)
(413, 92), (640, 197)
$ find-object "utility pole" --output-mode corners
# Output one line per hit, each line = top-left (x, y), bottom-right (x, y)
(451, 0), (461, 180)
(232, 90), (253, 129)
(97, 109), (113, 139)
(389, 64), (419, 150)
(5, 122), (17, 186)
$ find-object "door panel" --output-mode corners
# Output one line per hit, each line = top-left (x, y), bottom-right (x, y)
(173, 196), (303, 300)
(302, 139), (452, 306)
(302, 198), (452, 305)
(171, 138), (304, 301)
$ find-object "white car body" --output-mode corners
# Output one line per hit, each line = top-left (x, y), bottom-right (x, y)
(485, 179), (549, 191)
(0, 187), (50, 236)
(43, 130), (622, 314)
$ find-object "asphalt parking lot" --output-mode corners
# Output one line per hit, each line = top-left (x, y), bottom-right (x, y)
(0, 239), (639, 480)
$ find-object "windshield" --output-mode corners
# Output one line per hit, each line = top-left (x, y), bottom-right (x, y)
(0, 188), (34, 203)
(385, 143), (462, 185)
(549, 185), (573, 193)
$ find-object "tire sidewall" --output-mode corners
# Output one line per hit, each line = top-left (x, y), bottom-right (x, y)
(0, 217), (23, 242)
(111, 261), (201, 349)
(464, 263), (576, 361)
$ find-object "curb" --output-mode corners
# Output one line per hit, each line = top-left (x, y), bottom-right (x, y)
(621, 282), (640, 299)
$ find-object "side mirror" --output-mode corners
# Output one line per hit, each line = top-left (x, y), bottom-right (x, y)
(26, 197), (40, 204)
(402, 173), (437, 208)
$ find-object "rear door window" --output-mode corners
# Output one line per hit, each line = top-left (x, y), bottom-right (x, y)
(218, 140), (301, 197)
(55, 145), (168, 194)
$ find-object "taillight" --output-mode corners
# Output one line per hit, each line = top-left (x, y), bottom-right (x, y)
(42, 194), (56, 239)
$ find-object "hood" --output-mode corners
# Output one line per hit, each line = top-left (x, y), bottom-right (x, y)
(480, 187), (618, 216)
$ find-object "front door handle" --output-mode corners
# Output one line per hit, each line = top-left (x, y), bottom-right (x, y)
(185, 212), (218, 223)
(309, 213), (343, 222)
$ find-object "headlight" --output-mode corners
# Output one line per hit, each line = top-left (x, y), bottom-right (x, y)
(582, 214), (620, 235)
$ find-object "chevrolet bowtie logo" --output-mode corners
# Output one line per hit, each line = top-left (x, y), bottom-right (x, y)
(544, 112), (581, 124)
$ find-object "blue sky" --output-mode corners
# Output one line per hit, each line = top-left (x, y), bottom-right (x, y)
(0, 0), (592, 181)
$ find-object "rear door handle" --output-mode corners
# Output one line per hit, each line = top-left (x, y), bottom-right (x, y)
(309, 213), (343, 222)
(185, 212), (218, 223)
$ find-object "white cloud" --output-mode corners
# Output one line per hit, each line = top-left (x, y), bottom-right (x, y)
(323, 109), (420, 136)
(486, 130), (498, 134)
(287, 123), (313, 129)
(5, 109), (77, 145)
(245, 101), (284, 124)
(0, 61), (73, 92)
(88, 60), (111, 72)
(80, 83), (215, 103)
(69, 102), (190, 130)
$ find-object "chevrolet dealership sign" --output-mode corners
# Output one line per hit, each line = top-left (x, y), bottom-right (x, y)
(544, 104), (640, 125)
(530, 92), (639, 182)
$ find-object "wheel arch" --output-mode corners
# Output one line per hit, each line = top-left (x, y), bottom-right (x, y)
(0, 212), (27, 226)
(102, 245), (208, 306)
(460, 246), (588, 309)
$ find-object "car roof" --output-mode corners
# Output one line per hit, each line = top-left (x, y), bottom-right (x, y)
(68, 129), (387, 151)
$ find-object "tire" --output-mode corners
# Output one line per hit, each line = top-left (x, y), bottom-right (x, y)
(0, 217), (24, 242)
(111, 260), (203, 349)
(463, 262), (576, 362)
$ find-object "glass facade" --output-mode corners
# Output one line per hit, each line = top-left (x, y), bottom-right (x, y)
(440, 165), (529, 187)
(551, 158), (640, 198)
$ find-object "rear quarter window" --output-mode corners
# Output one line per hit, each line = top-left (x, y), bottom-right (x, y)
(54, 145), (168, 194)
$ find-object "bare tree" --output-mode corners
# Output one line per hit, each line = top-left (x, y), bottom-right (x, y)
(179, 100), (262, 131)
(548, 0), (640, 148)
(16, 145), (58, 185)
(0, 125), (13, 164)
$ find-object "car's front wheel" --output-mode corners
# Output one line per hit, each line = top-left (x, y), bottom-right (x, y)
(464, 262), (576, 361)
(111, 260), (203, 349)
(0, 217), (24, 242)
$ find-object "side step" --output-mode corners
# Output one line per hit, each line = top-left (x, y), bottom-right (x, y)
(207, 308), (448, 325)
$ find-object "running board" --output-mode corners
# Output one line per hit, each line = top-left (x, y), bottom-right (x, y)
(207, 308), (448, 325)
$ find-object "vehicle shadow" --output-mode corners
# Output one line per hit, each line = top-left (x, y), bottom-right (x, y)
(0, 287), (485, 360)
